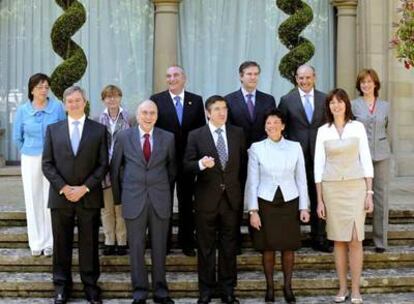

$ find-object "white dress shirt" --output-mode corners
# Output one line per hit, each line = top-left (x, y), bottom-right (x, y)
(138, 126), (154, 151)
(68, 115), (86, 141)
(169, 90), (185, 107)
(198, 122), (228, 170)
(314, 120), (374, 183)
(298, 87), (314, 111)
(241, 87), (256, 106)
(244, 137), (310, 211)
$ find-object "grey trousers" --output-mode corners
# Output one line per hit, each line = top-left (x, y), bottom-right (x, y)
(372, 159), (390, 249)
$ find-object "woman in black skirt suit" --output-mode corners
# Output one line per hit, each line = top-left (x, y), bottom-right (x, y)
(244, 109), (310, 303)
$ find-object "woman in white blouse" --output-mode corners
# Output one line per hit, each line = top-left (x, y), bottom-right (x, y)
(245, 109), (310, 303)
(314, 88), (374, 304)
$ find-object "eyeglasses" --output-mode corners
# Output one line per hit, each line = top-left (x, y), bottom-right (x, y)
(34, 85), (50, 90)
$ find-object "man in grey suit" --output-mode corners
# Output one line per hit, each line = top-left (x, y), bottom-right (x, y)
(278, 65), (332, 253)
(111, 100), (176, 304)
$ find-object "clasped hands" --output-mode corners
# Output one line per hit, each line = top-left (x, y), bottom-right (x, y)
(200, 156), (215, 168)
(61, 185), (89, 203)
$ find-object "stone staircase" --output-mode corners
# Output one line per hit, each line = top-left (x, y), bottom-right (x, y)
(0, 169), (413, 303)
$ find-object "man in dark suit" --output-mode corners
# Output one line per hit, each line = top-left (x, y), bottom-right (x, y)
(150, 65), (205, 256)
(225, 61), (276, 148)
(111, 100), (176, 304)
(225, 61), (276, 253)
(184, 95), (246, 304)
(42, 86), (108, 304)
(278, 64), (332, 253)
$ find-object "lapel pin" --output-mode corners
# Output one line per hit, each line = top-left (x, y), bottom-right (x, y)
(188, 101), (192, 105)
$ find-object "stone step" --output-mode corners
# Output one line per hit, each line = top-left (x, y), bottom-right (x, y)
(1, 268), (414, 298)
(1, 224), (413, 248)
(0, 293), (413, 303)
(1, 246), (413, 272)
(1, 209), (414, 226)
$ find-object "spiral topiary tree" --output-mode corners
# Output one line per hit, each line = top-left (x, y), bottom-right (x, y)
(276, 0), (315, 85)
(50, 0), (88, 100)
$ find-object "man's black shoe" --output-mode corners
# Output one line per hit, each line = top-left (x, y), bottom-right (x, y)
(197, 295), (211, 304)
(375, 247), (386, 253)
(117, 245), (128, 256)
(54, 293), (67, 304)
(182, 247), (196, 257)
(132, 300), (146, 304)
(312, 240), (333, 253)
(220, 295), (240, 304)
(153, 296), (174, 304)
(88, 300), (102, 304)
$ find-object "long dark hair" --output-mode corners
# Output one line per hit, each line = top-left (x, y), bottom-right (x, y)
(325, 88), (353, 125)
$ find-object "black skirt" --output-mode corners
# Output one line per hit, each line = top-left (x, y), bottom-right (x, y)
(250, 188), (301, 251)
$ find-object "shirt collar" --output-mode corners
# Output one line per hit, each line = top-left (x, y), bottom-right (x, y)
(28, 98), (54, 115)
(208, 121), (226, 134)
(298, 87), (314, 98)
(103, 107), (124, 118)
(266, 136), (287, 148)
(138, 125), (154, 138)
(241, 87), (256, 98)
(169, 90), (185, 102)
(68, 114), (86, 126)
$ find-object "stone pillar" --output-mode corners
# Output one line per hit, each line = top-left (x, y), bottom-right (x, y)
(152, 0), (181, 93)
(331, 0), (358, 98)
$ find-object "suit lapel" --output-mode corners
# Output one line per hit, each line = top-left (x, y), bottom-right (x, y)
(164, 91), (181, 127)
(62, 120), (74, 157)
(225, 126), (235, 171)
(236, 89), (252, 124)
(182, 91), (194, 128)
(202, 126), (221, 169)
(147, 128), (160, 167)
(129, 127), (146, 165)
(76, 118), (91, 156)
(312, 91), (325, 125)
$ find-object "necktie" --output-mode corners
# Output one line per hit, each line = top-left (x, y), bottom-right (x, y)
(174, 96), (183, 125)
(71, 121), (80, 155)
(304, 94), (313, 123)
(143, 133), (151, 162)
(215, 128), (228, 170)
(246, 94), (255, 121)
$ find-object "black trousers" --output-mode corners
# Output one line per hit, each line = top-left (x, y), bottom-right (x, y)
(195, 194), (238, 298)
(51, 206), (101, 300)
(169, 166), (196, 249)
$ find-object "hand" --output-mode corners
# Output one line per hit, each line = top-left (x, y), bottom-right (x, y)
(300, 209), (310, 223)
(64, 185), (88, 203)
(249, 212), (261, 231)
(317, 201), (326, 220)
(365, 193), (374, 213)
(200, 156), (215, 168)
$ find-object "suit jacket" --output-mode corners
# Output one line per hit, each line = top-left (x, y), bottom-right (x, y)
(278, 88), (326, 163)
(244, 138), (309, 212)
(225, 89), (276, 147)
(111, 127), (176, 220)
(184, 124), (246, 212)
(351, 97), (391, 161)
(42, 118), (108, 209)
(150, 90), (205, 161)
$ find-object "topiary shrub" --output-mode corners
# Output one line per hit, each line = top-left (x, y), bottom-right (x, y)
(50, 0), (88, 101)
(276, 0), (315, 85)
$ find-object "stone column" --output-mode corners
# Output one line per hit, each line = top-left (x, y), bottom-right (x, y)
(331, 0), (358, 98)
(152, 0), (181, 93)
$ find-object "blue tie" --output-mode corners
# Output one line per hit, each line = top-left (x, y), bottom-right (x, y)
(71, 121), (81, 155)
(304, 94), (313, 123)
(174, 96), (183, 125)
(246, 94), (255, 121)
(215, 128), (228, 170)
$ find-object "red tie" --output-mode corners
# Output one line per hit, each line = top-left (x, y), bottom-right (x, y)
(143, 133), (151, 162)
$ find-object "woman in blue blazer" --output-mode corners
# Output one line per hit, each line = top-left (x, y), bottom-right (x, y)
(245, 109), (310, 303)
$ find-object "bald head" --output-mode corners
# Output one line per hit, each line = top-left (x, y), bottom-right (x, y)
(295, 64), (316, 93)
(136, 99), (158, 132)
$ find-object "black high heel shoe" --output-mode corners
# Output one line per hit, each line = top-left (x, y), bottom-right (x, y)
(265, 286), (274, 302)
(283, 286), (296, 303)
